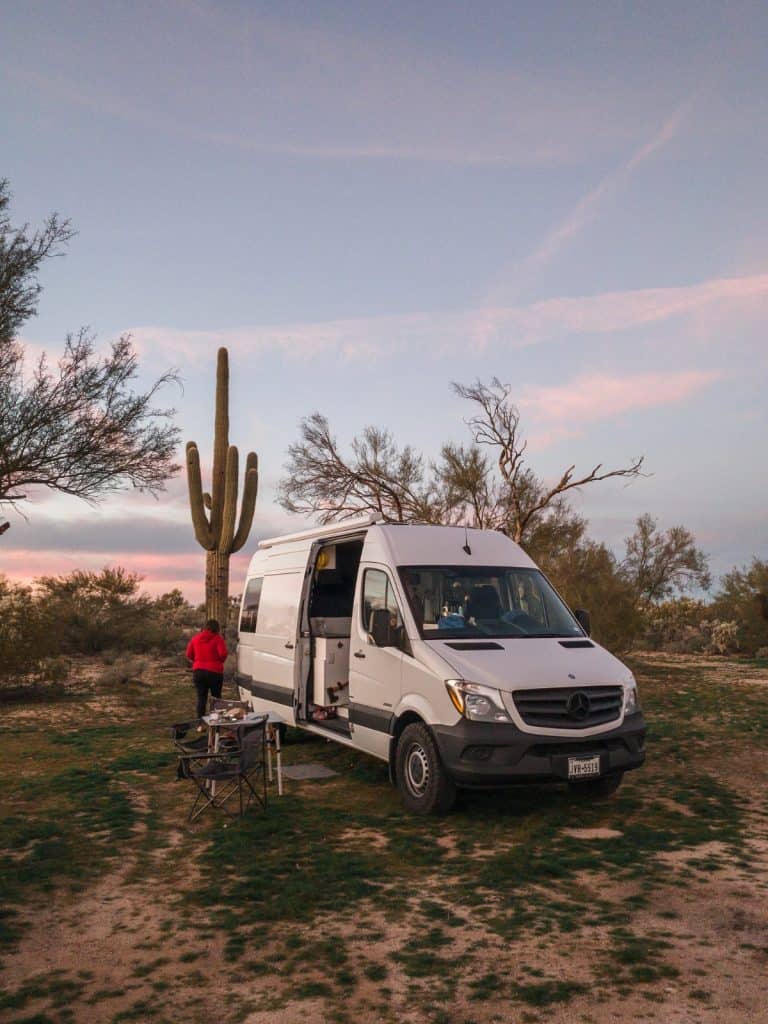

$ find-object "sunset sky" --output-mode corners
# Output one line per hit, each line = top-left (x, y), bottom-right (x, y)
(2, 0), (766, 600)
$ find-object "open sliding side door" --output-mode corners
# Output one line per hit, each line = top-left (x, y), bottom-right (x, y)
(294, 540), (323, 722)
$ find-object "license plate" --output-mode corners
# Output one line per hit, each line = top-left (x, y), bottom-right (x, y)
(568, 755), (601, 779)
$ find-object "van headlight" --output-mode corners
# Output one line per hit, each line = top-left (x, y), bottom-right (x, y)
(624, 682), (641, 714)
(445, 680), (511, 723)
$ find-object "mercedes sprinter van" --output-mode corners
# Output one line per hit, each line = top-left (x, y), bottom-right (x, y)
(236, 517), (646, 814)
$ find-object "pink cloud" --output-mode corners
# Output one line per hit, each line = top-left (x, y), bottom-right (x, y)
(129, 272), (768, 368)
(519, 369), (722, 429)
(0, 549), (252, 601)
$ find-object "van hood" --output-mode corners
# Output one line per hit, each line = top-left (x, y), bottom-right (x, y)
(429, 638), (633, 692)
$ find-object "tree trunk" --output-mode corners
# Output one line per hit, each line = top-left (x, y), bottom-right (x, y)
(205, 549), (230, 626)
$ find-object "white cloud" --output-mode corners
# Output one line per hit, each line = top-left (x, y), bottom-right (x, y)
(128, 272), (768, 366)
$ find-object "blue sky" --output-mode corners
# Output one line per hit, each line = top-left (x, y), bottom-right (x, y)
(1, 0), (766, 598)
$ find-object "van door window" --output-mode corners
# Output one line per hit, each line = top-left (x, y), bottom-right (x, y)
(257, 573), (303, 637)
(240, 577), (264, 633)
(362, 568), (405, 648)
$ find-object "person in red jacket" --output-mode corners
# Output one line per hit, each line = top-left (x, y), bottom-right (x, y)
(186, 619), (228, 719)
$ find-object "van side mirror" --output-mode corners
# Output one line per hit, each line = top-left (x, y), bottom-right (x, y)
(369, 608), (393, 647)
(574, 608), (591, 636)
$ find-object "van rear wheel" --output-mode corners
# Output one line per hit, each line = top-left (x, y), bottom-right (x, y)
(396, 723), (456, 816)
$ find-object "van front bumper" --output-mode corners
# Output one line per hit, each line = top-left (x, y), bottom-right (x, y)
(431, 712), (646, 787)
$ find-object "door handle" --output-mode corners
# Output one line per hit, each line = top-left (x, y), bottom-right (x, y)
(353, 651), (366, 659)
(284, 642), (294, 650)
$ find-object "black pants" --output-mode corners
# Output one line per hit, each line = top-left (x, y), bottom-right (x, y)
(193, 669), (223, 718)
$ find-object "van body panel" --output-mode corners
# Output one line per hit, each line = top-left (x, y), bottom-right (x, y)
(237, 673), (296, 724)
(434, 637), (631, 691)
(433, 637), (633, 737)
(394, 689), (458, 729)
(348, 560), (403, 758)
(399, 645), (462, 727)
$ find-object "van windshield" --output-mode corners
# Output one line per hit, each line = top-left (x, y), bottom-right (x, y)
(398, 566), (584, 640)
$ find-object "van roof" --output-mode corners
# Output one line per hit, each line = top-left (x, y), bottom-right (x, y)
(258, 513), (383, 549)
(254, 519), (536, 570)
(368, 523), (536, 569)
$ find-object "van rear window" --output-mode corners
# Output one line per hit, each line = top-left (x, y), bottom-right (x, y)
(239, 577), (263, 633)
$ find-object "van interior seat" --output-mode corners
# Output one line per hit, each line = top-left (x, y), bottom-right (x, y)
(467, 585), (502, 620)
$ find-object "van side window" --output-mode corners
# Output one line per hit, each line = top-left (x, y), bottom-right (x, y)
(240, 577), (263, 633)
(257, 573), (303, 637)
(362, 569), (403, 634)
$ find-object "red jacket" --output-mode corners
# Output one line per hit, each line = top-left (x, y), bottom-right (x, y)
(186, 630), (228, 673)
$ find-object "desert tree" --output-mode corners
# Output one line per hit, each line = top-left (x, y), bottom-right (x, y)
(0, 178), (75, 347)
(279, 377), (645, 551)
(622, 513), (711, 604)
(0, 180), (181, 534)
(279, 413), (443, 524)
(443, 378), (646, 544)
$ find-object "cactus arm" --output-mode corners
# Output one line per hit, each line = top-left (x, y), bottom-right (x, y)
(209, 347), (229, 541)
(232, 451), (259, 553)
(219, 445), (239, 553)
(186, 441), (215, 550)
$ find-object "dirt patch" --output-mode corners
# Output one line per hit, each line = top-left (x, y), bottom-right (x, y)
(563, 827), (624, 840)
(337, 827), (389, 850)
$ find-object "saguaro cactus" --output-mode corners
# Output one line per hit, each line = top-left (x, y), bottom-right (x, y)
(186, 348), (258, 625)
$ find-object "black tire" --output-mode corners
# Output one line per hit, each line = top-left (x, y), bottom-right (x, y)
(568, 771), (624, 799)
(395, 722), (456, 816)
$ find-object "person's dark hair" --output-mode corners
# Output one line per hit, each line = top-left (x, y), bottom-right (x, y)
(205, 618), (220, 633)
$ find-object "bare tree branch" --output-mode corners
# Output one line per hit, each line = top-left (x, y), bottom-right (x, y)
(279, 378), (647, 555)
(278, 413), (443, 524)
(0, 178), (76, 347)
(450, 378), (646, 541)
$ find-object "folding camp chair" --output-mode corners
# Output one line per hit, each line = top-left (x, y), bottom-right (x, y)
(170, 719), (209, 755)
(179, 717), (268, 823)
(170, 719), (211, 780)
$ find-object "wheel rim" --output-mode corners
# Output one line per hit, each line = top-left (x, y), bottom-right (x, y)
(405, 742), (430, 798)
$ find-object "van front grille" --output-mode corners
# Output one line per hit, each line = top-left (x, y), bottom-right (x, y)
(512, 686), (623, 730)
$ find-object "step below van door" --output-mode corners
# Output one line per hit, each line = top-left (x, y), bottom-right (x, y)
(349, 565), (404, 759)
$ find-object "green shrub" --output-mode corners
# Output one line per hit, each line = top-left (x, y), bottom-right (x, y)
(711, 559), (768, 656)
(0, 575), (53, 687)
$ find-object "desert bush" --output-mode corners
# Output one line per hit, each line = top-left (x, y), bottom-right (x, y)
(710, 559), (768, 656)
(640, 598), (708, 650)
(546, 540), (641, 652)
(35, 567), (154, 654)
(96, 656), (149, 687)
(34, 569), (195, 656)
(0, 575), (53, 687)
(703, 619), (740, 655)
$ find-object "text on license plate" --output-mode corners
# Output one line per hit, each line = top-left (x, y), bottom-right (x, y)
(568, 755), (601, 779)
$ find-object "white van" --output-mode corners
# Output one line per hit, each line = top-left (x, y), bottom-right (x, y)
(236, 516), (646, 814)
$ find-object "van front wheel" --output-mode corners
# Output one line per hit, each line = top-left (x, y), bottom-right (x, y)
(396, 723), (456, 816)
